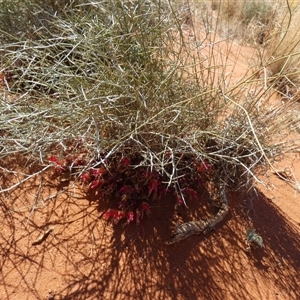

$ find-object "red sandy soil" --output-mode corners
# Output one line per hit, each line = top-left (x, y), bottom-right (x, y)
(1, 153), (300, 300)
(1, 29), (300, 300)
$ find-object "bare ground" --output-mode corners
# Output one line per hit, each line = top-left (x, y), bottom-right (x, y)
(0, 152), (300, 300)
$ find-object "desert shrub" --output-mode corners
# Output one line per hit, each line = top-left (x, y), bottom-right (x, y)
(211, 0), (273, 25)
(262, 0), (300, 98)
(0, 0), (298, 226)
(209, 0), (276, 44)
(242, 0), (272, 26)
(0, 0), (89, 43)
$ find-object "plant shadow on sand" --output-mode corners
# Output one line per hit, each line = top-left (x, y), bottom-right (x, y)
(0, 169), (299, 300)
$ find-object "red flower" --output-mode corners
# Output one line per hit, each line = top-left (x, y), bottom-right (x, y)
(127, 211), (134, 224)
(80, 173), (91, 182)
(103, 209), (126, 224)
(89, 179), (104, 189)
(119, 185), (132, 194)
(120, 157), (131, 166)
(148, 179), (159, 197)
(48, 156), (65, 171)
(183, 187), (199, 201)
(73, 158), (86, 167)
(91, 167), (107, 176)
(48, 156), (61, 164)
(197, 161), (212, 173)
(165, 150), (172, 158)
(139, 202), (151, 215)
(177, 197), (184, 206)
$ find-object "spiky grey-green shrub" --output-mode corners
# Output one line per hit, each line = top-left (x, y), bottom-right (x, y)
(0, 0), (297, 194)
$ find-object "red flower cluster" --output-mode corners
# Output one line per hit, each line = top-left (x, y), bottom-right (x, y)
(103, 202), (151, 227)
(48, 147), (215, 236)
(48, 154), (87, 174)
(80, 167), (107, 186)
(48, 156), (66, 172)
